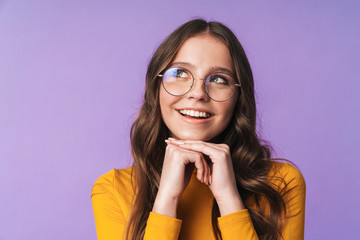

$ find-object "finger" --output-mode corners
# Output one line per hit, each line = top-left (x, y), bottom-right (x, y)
(205, 157), (212, 184)
(166, 142), (201, 154)
(203, 156), (209, 184)
(168, 141), (214, 184)
(170, 139), (228, 151)
(187, 152), (205, 183)
(168, 139), (230, 157)
(187, 152), (209, 184)
(166, 141), (211, 184)
(174, 142), (226, 164)
(167, 140), (215, 155)
(198, 154), (210, 184)
(167, 142), (214, 167)
(208, 161), (213, 185)
(167, 139), (223, 150)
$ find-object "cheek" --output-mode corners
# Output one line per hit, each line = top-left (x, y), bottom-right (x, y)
(159, 90), (167, 122)
(159, 87), (175, 122)
(159, 86), (169, 112)
(218, 97), (238, 127)
(220, 97), (238, 117)
(227, 93), (239, 115)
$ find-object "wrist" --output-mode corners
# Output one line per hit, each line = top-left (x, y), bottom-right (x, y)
(215, 191), (245, 216)
(152, 191), (181, 218)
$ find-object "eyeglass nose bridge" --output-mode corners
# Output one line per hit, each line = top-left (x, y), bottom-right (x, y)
(185, 76), (209, 99)
(190, 76), (207, 90)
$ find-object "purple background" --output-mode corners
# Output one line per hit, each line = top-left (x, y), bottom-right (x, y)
(1, 0), (359, 239)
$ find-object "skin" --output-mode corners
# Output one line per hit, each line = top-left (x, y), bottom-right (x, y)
(153, 34), (245, 218)
(159, 34), (237, 142)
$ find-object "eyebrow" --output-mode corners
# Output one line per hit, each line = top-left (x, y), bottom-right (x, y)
(170, 62), (235, 77)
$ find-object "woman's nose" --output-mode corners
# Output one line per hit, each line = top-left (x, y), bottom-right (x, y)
(186, 77), (210, 101)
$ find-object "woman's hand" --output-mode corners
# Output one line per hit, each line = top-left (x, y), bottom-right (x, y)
(166, 138), (245, 216)
(152, 139), (212, 218)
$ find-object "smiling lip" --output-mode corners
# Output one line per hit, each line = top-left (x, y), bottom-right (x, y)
(175, 108), (214, 123)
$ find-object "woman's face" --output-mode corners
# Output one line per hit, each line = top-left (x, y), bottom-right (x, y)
(159, 34), (238, 141)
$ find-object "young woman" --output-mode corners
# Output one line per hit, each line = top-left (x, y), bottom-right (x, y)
(91, 19), (306, 240)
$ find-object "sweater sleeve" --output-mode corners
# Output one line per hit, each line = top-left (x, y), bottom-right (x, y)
(91, 170), (127, 239)
(218, 209), (259, 240)
(144, 212), (182, 239)
(91, 170), (183, 240)
(217, 163), (306, 240)
(281, 163), (306, 240)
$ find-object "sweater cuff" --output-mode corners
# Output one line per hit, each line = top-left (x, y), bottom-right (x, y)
(144, 212), (182, 240)
(218, 209), (258, 240)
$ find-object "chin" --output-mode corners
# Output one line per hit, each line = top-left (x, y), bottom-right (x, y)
(172, 131), (215, 142)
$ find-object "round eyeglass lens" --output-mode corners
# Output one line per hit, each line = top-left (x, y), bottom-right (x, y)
(205, 73), (236, 101)
(162, 67), (193, 96)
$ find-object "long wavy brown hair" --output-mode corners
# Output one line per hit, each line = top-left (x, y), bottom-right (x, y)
(126, 19), (293, 240)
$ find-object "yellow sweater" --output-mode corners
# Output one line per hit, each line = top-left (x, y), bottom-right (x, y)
(91, 162), (305, 240)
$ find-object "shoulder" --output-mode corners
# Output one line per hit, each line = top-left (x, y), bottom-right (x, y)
(269, 161), (306, 193)
(269, 162), (306, 220)
(91, 167), (134, 198)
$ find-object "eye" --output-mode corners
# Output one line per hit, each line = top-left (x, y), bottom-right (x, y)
(209, 75), (229, 85)
(163, 67), (192, 83)
(175, 68), (188, 78)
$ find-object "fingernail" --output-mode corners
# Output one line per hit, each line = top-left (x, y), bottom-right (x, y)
(165, 140), (170, 143)
(168, 137), (176, 140)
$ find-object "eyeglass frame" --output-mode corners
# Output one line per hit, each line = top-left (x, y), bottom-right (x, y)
(158, 67), (242, 102)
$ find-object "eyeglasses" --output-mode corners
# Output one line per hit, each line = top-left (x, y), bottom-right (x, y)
(158, 67), (241, 102)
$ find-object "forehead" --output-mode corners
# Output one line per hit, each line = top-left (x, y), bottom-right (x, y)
(171, 34), (234, 73)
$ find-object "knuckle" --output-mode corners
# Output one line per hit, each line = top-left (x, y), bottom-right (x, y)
(221, 143), (230, 151)
(165, 144), (172, 151)
(166, 144), (175, 150)
(172, 149), (182, 157)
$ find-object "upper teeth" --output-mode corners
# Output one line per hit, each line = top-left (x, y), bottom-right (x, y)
(179, 109), (210, 118)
